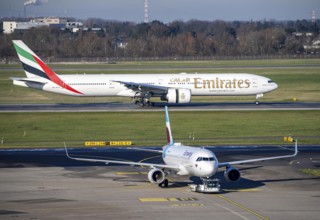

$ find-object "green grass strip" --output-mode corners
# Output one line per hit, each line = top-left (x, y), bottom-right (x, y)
(0, 110), (319, 148)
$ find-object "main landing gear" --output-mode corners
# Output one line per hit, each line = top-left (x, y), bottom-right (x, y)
(158, 179), (169, 188)
(134, 99), (154, 107)
(132, 93), (154, 107)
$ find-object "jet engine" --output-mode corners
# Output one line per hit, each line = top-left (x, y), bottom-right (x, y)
(164, 88), (191, 104)
(148, 168), (165, 184)
(224, 166), (241, 182)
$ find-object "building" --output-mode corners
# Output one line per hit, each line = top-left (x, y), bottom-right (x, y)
(3, 21), (49, 34)
(3, 17), (67, 34)
(31, 17), (67, 25)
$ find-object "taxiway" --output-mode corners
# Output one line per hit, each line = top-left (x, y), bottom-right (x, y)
(0, 146), (319, 219)
(0, 101), (320, 112)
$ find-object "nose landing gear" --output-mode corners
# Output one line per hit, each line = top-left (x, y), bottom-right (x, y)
(255, 94), (264, 105)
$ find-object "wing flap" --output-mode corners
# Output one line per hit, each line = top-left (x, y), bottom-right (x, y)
(113, 80), (169, 94)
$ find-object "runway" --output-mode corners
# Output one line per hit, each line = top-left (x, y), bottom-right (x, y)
(0, 146), (319, 219)
(1, 101), (320, 112)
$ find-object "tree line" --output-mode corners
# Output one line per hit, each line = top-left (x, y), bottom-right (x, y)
(1, 18), (319, 60)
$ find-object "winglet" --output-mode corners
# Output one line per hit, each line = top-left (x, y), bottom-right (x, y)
(293, 139), (298, 156)
(165, 106), (174, 145)
(64, 142), (72, 159)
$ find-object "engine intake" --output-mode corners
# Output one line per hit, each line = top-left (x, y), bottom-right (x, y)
(224, 166), (241, 182)
(165, 88), (191, 104)
(148, 168), (165, 184)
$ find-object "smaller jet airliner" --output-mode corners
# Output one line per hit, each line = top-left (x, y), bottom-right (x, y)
(12, 40), (278, 106)
(65, 106), (298, 191)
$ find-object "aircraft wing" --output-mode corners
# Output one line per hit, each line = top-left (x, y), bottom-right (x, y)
(64, 143), (179, 171)
(218, 140), (298, 168)
(113, 80), (169, 94)
(130, 147), (163, 153)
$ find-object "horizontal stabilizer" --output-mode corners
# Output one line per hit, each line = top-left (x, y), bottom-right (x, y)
(10, 77), (48, 85)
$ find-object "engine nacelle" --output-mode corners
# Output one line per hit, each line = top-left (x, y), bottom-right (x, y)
(165, 88), (191, 104)
(148, 168), (165, 184)
(224, 166), (241, 182)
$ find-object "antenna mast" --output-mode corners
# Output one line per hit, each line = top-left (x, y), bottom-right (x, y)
(144, 0), (149, 23)
(312, 10), (317, 23)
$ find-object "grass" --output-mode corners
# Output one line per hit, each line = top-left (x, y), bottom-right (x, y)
(1, 65), (320, 103)
(0, 111), (319, 148)
(0, 59), (320, 103)
(300, 169), (320, 177)
(0, 59), (319, 148)
(3, 58), (320, 68)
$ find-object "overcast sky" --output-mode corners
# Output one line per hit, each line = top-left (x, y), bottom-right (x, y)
(1, 0), (319, 23)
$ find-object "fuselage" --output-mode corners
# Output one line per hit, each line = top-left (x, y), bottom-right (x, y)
(14, 73), (278, 97)
(162, 144), (219, 178)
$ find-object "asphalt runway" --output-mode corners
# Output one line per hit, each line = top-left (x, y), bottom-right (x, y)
(1, 101), (320, 112)
(0, 146), (319, 219)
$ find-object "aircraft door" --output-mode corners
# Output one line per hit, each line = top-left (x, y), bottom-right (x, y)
(252, 79), (258, 88)
(158, 79), (164, 85)
(109, 80), (115, 88)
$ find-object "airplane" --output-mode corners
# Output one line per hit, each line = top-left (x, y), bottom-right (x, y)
(12, 40), (278, 106)
(64, 106), (298, 192)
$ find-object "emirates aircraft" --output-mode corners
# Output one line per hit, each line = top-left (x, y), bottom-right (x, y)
(12, 40), (278, 106)
(65, 106), (298, 191)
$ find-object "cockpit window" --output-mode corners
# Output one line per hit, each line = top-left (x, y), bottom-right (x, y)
(268, 80), (274, 83)
(196, 157), (215, 161)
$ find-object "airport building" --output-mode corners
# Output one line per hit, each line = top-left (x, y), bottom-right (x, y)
(2, 18), (104, 34)
(3, 17), (67, 34)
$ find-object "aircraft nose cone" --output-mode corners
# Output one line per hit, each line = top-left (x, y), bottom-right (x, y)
(203, 162), (217, 177)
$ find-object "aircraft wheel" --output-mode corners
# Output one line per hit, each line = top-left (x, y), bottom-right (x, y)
(164, 179), (169, 188)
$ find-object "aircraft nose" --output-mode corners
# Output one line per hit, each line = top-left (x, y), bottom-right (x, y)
(203, 161), (217, 176)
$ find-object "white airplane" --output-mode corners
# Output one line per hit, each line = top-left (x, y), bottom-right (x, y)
(12, 40), (278, 106)
(65, 106), (298, 191)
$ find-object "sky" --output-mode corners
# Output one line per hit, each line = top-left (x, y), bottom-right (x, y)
(0, 0), (319, 23)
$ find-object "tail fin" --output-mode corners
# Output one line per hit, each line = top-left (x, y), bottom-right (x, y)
(165, 106), (174, 145)
(13, 40), (51, 79)
(12, 40), (82, 94)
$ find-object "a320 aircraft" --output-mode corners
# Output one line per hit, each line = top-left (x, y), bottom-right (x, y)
(12, 40), (278, 106)
(65, 106), (298, 190)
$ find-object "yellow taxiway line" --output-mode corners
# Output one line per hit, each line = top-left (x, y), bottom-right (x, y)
(216, 195), (269, 220)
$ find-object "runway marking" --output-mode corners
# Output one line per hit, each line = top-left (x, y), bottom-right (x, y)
(223, 188), (261, 192)
(139, 197), (198, 202)
(216, 195), (269, 220)
(115, 171), (148, 175)
(170, 203), (205, 207)
(215, 203), (250, 220)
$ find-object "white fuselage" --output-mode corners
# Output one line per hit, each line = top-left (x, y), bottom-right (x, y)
(14, 73), (278, 97)
(162, 144), (219, 178)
